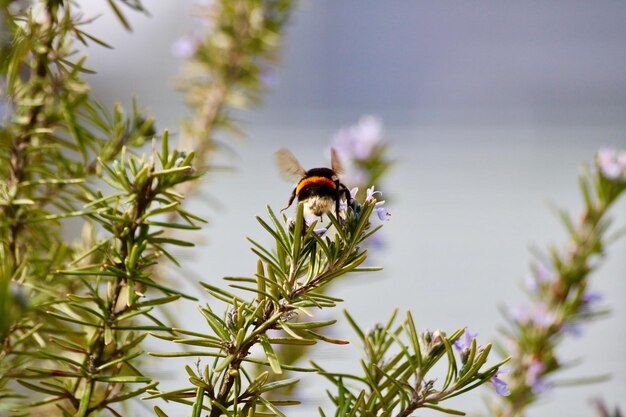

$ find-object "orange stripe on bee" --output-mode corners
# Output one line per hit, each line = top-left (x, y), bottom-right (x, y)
(296, 176), (336, 195)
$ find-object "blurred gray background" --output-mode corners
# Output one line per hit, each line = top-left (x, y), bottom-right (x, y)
(78, 1), (626, 415)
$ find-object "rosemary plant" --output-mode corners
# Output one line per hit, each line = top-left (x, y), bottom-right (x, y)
(490, 149), (626, 417)
(317, 311), (509, 416)
(2, 1), (624, 417)
(1, 0), (296, 414)
(149, 195), (506, 416)
(174, 0), (293, 175)
(149, 200), (384, 415)
(0, 1), (199, 415)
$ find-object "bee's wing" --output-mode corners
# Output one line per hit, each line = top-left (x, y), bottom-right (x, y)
(330, 148), (344, 176)
(276, 148), (307, 182)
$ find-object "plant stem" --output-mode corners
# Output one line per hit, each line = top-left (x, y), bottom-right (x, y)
(73, 175), (157, 416)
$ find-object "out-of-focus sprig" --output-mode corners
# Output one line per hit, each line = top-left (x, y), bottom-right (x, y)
(331, 116), (392, 202)
(0, 0), (172, 415)
(490, 148), (626, 417)
(12, 133), (203, 416)
(317, 314), (509, 417)
(175, 0), (293, 173)
(148, 198), (385, 416)
(591, 399), (624, 417)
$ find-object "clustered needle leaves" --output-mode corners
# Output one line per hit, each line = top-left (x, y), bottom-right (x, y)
(490, 151), (626, 417)
(148, 201), (383, 416)
(10, 132), (203, 416)
(316, 311), (509, 417)
(0, 2), (218, 416)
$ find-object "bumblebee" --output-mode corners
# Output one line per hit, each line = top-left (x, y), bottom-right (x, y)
(276, 148), (352, 218)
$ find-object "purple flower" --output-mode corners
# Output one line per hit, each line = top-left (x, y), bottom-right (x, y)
(366, 186), (382, 202)
(367, 234), (386, 249)
(597, 148), (626, 180)
(314, 227), (328, 237)
(339, 187), (359, 212)
(332, 116), (383, 161)
(582, 290), (603, 305)
(172, 34), (199, 58)
(331, 116), (385, 188)
(453, 329), (478, 352)
(531, 303), (556, 327)
(526, 359), (550, 394)
(375, 201), (391, 221)
(561, 321), (583, 337)
(492, 367), (510, 396)
(512, 304), (530, 323)
(512, 303), (555, 328)
(525, 262), (552, 293)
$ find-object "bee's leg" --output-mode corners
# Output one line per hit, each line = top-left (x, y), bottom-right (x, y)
(341, 184), (352, 207)
(280, 188), (297, 213)
(336, 184), (353, 224)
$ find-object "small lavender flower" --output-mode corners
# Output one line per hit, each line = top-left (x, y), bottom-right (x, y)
(172, 34), (199, 58)
(531, 303), (556, 328)
(561, 321), (583, 337)
(366, 186), (382, 202)
(331, 116), (385, 188)
(525, 262), (552, 293)
(432, 329), (445, 345)
(512, 303), (555, 328)
(526, 359), (550, 394)
(492, 367), (511, 396)
(375, 201), (391, 221)
(581, 290), (603, 305)
(314, 227), (328, 238)
(339, 187), (359, 212)
(453, 329), (478, 352)
(332, 116), (383, 161)
(363, 186), (391, 220)
(597, 148), (626, 180)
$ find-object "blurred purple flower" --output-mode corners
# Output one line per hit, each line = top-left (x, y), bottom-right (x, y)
(597, 148), (626, 180)
(561, 321), (583, 337)
(513, 303), (555, 328)
(331, 116), (385, 188)
(172, 34), (199, 58)
(367, 233), (386, 250)
(582, 290), (603, 305)
(526, 359), (550, 394)
(525, 262), (552, 293)
(332, 115), (383, 161)
(492, 367), (510, 396)
(531, 303), (555, 327)
(453, 329), (478, 351)
(512, 304), (530, 323)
